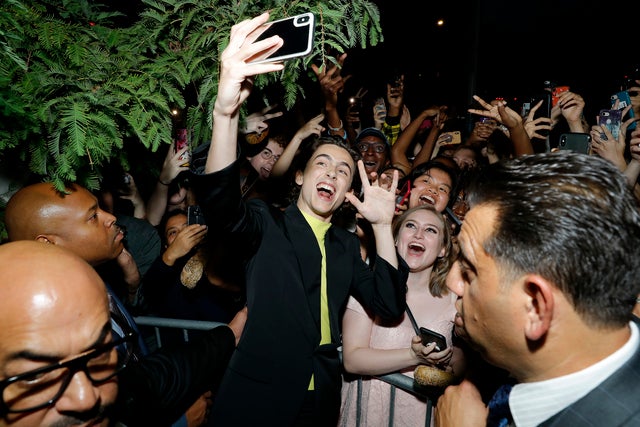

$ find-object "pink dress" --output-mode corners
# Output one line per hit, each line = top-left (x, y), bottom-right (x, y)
(339, 293), (459, 427)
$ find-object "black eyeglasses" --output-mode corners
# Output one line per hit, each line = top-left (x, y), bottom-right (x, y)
(259, 149), (280, 162)
(355, 143), (387, 154)
(0, 331), (136, 415)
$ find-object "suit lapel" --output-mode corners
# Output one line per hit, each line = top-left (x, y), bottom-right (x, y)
(280, 206), (322, 344)
(325, 228), (350, 339)
(540, 324), (640, 426)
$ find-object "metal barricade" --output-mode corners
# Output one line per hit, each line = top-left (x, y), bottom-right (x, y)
(133, 316), (224, 353)
(133, 316), (435, 426)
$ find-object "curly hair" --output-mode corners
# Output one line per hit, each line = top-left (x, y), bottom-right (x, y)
(286, 135), (362, 205)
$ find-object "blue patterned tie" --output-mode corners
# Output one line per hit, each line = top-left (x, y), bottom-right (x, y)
(487, 383), (513, 427)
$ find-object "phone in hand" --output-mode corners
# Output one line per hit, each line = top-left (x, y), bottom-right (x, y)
(349, 96), (363, 114)
(419, 327), (448, 351)
(558, 133), (591, 154)
(187, 205), (206, 226)
(598, 109), (623, 141)
(174, 128), (190, 167)
(611, 90), (636, 130)
(438, 131), (462, 146)
(520, 92), (551, 137)
(394, 179), (411, 212)
(551, 86), (570, 107)
(249, 13), (315, 64)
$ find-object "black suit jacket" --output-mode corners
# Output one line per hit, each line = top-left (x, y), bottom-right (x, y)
(192, 162), (408, 426)
(539, 320), (640, 426)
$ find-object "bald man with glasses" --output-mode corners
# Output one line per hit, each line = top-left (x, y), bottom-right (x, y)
(0, 241), (126, 426)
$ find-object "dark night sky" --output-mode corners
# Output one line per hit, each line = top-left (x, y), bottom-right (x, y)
(344, 0), (636, 123)
(111, 0), (637, 124)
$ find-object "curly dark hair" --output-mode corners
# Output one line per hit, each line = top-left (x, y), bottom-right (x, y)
(286, 135), (363, 206)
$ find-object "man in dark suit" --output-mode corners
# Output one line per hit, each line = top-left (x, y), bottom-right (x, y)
(435, 145), (640, 426)
(191, 12), (408, 426)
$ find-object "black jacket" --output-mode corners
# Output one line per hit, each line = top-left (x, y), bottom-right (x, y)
(191, 161), (408, 426)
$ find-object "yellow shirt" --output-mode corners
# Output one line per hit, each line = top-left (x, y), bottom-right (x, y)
(301, 211), (332, 390)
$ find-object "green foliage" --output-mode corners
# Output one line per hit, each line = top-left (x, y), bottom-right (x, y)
(0, 0), (384, 240)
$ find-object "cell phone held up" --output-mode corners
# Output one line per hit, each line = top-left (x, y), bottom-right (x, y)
(558, 133), (591, 154)
(551, 86), (570, 107)
(395, 179), (411, 213)
(598, 109), (623, 141)
(419, 327), (448, 352)
(611, 90), (636, 130)
(174, 128), (190, 167)
(249, 13), (315, 64)
(187, 205), (206, 226)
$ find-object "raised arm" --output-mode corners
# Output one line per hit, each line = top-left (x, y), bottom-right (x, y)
(381, 76), (405, 145)
(468, 95), (534, 157)
(205, 12), (285, 174)
(554, 90), (590, 133)
(412, 109), (449, 167)
(271, 113), (325, 177)
(146, 146), (189, 226)
(311, 54), (350, 142)
(240, 103), (283, 135)
(391, 107), (441, 175)
(119, 172), (147, 220)
(345, 160), (399, 268)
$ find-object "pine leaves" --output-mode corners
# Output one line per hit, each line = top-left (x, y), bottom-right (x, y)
(0, 0), (384, 193)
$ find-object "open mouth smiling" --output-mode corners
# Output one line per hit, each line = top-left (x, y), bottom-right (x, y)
(407, 242), (425, 256)
(317, 183), (336, 200)
(418, 194), (435, 206)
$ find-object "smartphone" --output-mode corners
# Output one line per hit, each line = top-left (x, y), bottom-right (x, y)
(518, 92), (551, 139)
(599, 109), (623, 141)
(174, 128), (190, 167)
(187, 205), (206, 226)
(395, 179), (411, 213)
(419, 327), (448, 351)
(249, 13), (315, 64)
(522, 92), (551, 118)
(558, 133), (591, 154)
(445, 206), (462, 228)
(349, 96), (363, 115)
(520, 100), (532, 118)
(438, 131), (462, 146)
(551, 86), (570, 107)
(611, 90), (636, 130)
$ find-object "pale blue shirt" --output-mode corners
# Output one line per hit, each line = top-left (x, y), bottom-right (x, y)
(509, 321), (639, 427)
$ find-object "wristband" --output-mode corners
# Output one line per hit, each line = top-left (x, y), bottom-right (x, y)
(327, 120), (344, 132)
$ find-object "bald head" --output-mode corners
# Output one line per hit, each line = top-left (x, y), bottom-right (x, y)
(5, 183), (124, 265)
(0, 241), (116, 425)
(0, 240), (108, 312)
(5, 182), (72, 241)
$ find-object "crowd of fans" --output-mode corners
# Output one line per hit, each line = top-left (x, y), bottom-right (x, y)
(2, 10), (640, 427)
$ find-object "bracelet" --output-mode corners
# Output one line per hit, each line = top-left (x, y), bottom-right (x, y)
(327, 120), (344, 132)
(158, 179), (171, 186)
